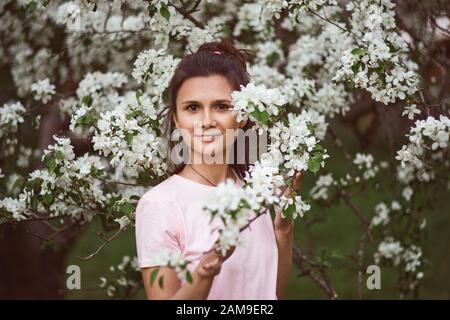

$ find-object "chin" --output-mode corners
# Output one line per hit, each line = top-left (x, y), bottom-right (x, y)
(191, 145), (230, 163)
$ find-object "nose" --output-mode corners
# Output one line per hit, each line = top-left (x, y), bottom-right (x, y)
(201, 108), (217, 129)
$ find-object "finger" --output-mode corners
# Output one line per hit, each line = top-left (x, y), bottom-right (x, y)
(224, 246), (236, 260)
(207, 256), (221, 267)
(295, 171), (303, 190)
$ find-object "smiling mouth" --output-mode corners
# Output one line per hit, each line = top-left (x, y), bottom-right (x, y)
(195, 133), (222, 142)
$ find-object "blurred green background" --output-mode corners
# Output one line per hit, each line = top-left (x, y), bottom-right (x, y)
(66, 122), (450, 300)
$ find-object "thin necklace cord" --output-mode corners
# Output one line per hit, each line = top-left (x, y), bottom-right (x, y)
(188, 164), (231, 187)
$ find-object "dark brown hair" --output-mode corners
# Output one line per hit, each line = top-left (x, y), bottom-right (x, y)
(163, 38), (256, 180)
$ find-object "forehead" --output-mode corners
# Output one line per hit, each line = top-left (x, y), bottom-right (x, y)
(177, 75), (234, 102)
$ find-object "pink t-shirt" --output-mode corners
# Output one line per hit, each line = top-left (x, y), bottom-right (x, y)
(135, 172), (279, 300)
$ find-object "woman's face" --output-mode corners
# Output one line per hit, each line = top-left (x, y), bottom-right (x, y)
(173, 74), (246, 163)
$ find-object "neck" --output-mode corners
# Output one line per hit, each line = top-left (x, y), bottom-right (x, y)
(182, 163), (232, 186)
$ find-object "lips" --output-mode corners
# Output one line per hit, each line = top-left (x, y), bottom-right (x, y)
(194, 133), (222, 142)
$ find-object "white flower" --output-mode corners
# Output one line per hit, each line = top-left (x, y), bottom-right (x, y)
(391, 200), (402, 211)
(132, 49), (180, 95)
(374, 237), (404, 266)
(244, 152), (284, 205)
(402, 186), (413, 202)
(75, 72), (128, 114)
(231, 82), (287, 128)
(333, 0), (420, 104)
(310, 173), (334, 200)
(114, 216), (132, 229)
(353, 153), (379, 180)
(270, 111), (329, 176)
(151, 249), (189, 281)
(42, 135), (76, 164)
(0, 102), (25, 139)
(402, 104), (421, 120)
(55, 2), (81, 30)
(31, 78), (56, 104)
(0, 196), (29, 221)
(202, 179), (260, 256)
(69, 105), (92, 131)
(396, 115), (450, 175)
(403, 245), (422, 273)
(370, 202), (390, 227)
(279, 194), (311, 219)
(92, 95), (167, 178)
(99, 277), (107, 288)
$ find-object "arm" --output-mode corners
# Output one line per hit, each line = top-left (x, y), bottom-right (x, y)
(141, 246), (236, 300)
(274, 171), (302, 299)
(141, 266), (215, 300)
(274, 213), (294, 300)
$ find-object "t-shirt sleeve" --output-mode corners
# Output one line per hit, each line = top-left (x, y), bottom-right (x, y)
(135, 196), (183, 268)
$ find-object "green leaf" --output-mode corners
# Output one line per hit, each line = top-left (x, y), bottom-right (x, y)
(351, 47), (367, 56)
(351, 62), (361, 75)
(55, 150), (64, 161)
(150, 268), (159, 286)
(307, 157), (321, 174)
(148, 118), (159, 127)
(376, 62), (385, 74)
(160, 3), (170, 21)
(44, 154), (56, 172)
(120, 202), (134, 215)
(90, 166), (98, 177)
(307, 123), (315, 135)
(266, 52), (279, 67)
(26, 0), (37, 12)
(43, 192), (54, 205)
(124, 132), (134, 146)
(269, 205), (276, 218)
(158, 275), (165, 289)
(185, 271), (193, 284)
(222, 24), (231, 36)
(26, 178), (42, 190)
(12, 176), (26, 192)
(82, 112), (94, 126)
(313, 144), (324, 152)
(316, 255), (332, 268)
(31, 195), (38, 211)
(250, 109), (269, 125)
(330, 249), (347, 261)
(82, 95), (93, 107)
(283, 203), (295, 219)
(136, 90), (143, 102)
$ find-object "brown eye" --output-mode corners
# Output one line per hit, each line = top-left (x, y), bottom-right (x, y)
(215, 104), (229, 111)
(186, 104), (198, 111)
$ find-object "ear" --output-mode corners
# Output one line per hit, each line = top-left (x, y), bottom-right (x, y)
(238, 119), (248, 129)
(172, 112), (180, 129)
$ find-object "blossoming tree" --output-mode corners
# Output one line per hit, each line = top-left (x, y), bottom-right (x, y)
(0, 0), (449, 299)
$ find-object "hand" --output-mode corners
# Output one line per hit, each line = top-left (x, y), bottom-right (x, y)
(274, 171), (304, 232)
(284, 171), (303, 197)
(196, 245), (236, 279)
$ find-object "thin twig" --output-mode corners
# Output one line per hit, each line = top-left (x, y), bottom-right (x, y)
(78, 227), (123, 260)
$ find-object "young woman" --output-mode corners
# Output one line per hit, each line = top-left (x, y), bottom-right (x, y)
(135, 39), (301, 300)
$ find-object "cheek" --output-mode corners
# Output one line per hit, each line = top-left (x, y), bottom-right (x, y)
(217, 114), (240, 143)
(217, 113), (239, 129)
(176, 113), (195, 130)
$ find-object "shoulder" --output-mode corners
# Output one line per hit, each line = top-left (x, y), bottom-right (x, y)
(135, 175), (180, 215)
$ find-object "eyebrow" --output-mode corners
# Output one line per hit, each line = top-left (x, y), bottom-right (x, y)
(181, 99), (231, 105)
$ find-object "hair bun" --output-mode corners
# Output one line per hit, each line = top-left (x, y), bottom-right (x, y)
(197, 38), (254, 70)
